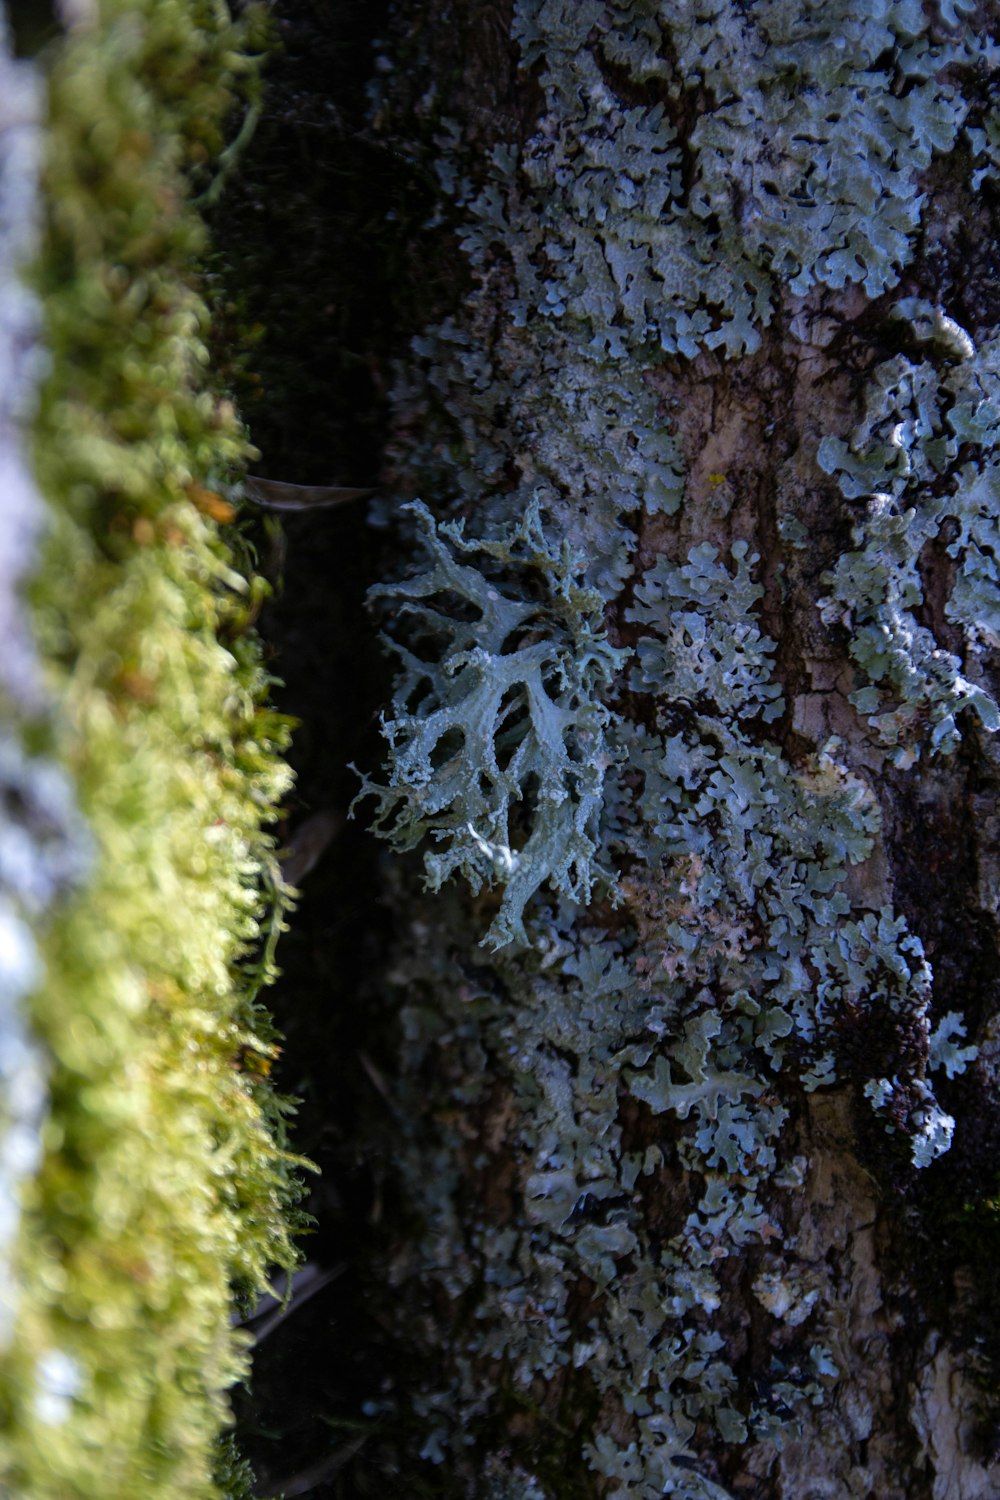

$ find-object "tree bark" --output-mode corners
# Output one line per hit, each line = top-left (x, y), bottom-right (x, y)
(225, 3), (1000, 1496)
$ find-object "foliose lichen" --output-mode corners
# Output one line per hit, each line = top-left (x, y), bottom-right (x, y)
(377, 520), (964, 1493)
(819, 300), (1000, 760)
(360, 1), (994, 1493)
(356, 499), (627, 947)
(493, 0), (987, 357)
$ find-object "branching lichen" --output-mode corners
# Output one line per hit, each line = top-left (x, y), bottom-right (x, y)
(358, 499), (627, 947)
(375, 525), (955, 1496)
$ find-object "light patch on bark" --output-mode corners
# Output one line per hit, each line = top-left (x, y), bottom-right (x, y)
(911, 1337), (995, 1500)
(772, 1096), (906, 1500)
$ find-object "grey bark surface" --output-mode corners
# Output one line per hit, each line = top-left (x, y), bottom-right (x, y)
(344, 6), (1000, 1498)
(224, 3), (1000, 1496)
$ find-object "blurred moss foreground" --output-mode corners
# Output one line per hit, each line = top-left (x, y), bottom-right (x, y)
(0, 4), (308, 1496)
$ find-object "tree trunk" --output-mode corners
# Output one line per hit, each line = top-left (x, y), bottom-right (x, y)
(221, 3), (1000, 1496)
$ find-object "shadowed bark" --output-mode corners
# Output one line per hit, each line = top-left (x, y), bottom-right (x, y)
(219, 3), (1000, 1496)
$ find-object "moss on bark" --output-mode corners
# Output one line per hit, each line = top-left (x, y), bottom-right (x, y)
(0, 6), (308, 1497)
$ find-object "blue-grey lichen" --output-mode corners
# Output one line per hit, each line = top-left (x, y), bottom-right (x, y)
(618, 544), (948, 1181)
(628, 541), (784, 722)
(394, 318), (685, 592)
(357, 499), (627, 947)
(387, 905), (828, 1497)
(819, 301), (1000, 760)
(491, 0), (983, 358)
(374, 526), (955, 1494)
(362, 0), (994, 1492)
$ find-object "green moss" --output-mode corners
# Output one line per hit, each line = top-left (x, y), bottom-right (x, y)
(0, 4), (307, 1498)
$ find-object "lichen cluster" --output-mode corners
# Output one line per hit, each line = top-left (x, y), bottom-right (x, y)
(362, 1), (997, 1494)
(356, 499), (627, 946)
(497, 0), (983, 355)
(0, 5), (304, 1498)
(819, 300), (1000, 761)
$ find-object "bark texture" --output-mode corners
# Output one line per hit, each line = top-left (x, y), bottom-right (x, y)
(226, 3), (1000, 1497)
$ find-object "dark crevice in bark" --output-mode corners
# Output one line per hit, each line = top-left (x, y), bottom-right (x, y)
(208, 3), (546, 1493)
(878, 754), (1000, 1398)
(206, 3), (426, 1494)
(859, 117), (1000, 1454)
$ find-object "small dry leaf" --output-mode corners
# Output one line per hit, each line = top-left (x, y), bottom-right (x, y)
(245, 475), (374, 512)
(280, 808), (344, 886)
